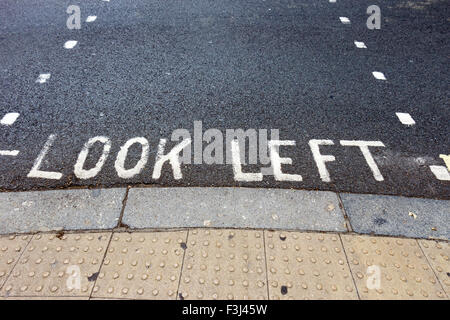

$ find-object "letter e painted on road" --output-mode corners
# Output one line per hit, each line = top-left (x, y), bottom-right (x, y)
(268, 140), (302, 182)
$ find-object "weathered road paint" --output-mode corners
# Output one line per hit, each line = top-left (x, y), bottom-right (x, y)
(115, 137), (149, 179)
(396, 112), (415, 126)
(339, 17), (350, 24)
(309, 139), (335, 182)
(86, 16), (97, 23)
(372, 71), (387, 80)
(430, 165), (450, 181)
(0, 113), (20, 126)
(74, 136), (111, 179)
(231, 139), (263, 181)
(36, 73), (51, 84)
(340, 140), (385, 181)
(152, 138), (191, 180)
(27, 134), (62, 180)
(0, 150), (19, 156)
(354, 41), (367, 49)
(64, 40), (78, 49)
(14, 131), (447, 187)
(268, 140), (303, 182)
(439, 154), (450, 171)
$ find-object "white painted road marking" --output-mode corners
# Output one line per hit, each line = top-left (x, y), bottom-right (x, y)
(339, 17), (351, 24)
(86, 16), (97, 23)
(14, 128), (448, 185)
(340, 140), (385, 181)
(27, 134), (63, 180)
(0, 112), (21, 156)
(0, 150), (19, 156)
(309, 139), (335, 182)
(231, 139), (263, 181)
(268, 140), (303, 182)
(36, 73), (51, 83)
(329, 0), (336, 3)
(430, 165), (450, 181)
(372, 71), (387, 80)
(74, 136), (111, 179)
(64, 40), (78, 49)
(115, 137), (149, 179)
(0, 113), (20, 126)
(395, 112), (416, 126)
(152, 138), (191, 180)
(354, 41), (367, 49)
(439, 154), (450, 170)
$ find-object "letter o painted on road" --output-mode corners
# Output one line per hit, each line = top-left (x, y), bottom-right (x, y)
(114, 137), (149, 179)
(74, 136), (111, 179)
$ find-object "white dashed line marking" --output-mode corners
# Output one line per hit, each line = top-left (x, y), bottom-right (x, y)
(339, 17), (351, 24)
(0, 150), (19, 156)
(354, 41), (367, 49)
(429, 165), (450, 181)
(395, 113), (416, 126)
(0, 113), (20, 126)
(64, 40), (78, 49)
(86, 16), (97, 23)
(329, 0), (336, 2)
(36, 73), (51, 84)
(372, 71), (386, 80)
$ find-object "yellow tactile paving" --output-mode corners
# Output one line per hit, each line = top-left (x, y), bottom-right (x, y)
(0, 296), (89, 300)
(178, 229), (268, 300)
(0, 232), (110, 298)
(91, 231), (187, 300)
(419, 240), (450, 295)
(0, 229), (448, 300)
(265, 231), (357, 300)
(0, 235), (31, 289)
(342, 235), (447, 300)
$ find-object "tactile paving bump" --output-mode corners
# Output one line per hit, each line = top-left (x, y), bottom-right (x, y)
(419, 240), (450, 296)
(92, 231), (187, 299)
(0, 232), (110, 297)
(0, 235), (31, 289)
(178, 229), (268, 300)
(265, 231), (357, 300)
(342, 235), (447, 299)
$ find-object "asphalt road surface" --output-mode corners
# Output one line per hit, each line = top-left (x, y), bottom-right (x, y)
(0, 0), (449, 199)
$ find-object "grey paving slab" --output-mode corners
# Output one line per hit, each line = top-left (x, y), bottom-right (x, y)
(0, 188), (126, 234)
(122, 187), (347, 231)
(341, 193), (450, 240)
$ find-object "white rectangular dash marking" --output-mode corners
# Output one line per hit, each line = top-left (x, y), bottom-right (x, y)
(354, 41), (367, 48)
(1, 113), (20, 126)
(430, 165), (450, 181)
(329, 0), (336, 2)
(395, 113), (415, 126)
(0, 150), (19, 156)
(86, 16), (97, 22)
(64, 40), (78, 49)
(36, 73), (51, 84)
(339, 17), (350, 24)
(372, 71), (386, 80)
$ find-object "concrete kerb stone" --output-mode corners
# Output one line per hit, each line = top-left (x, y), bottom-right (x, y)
(0, 188), (126, 234)
(340, 193), (450, 240)
(0, 187), (448, 242)
(122, 187), (347, 232)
